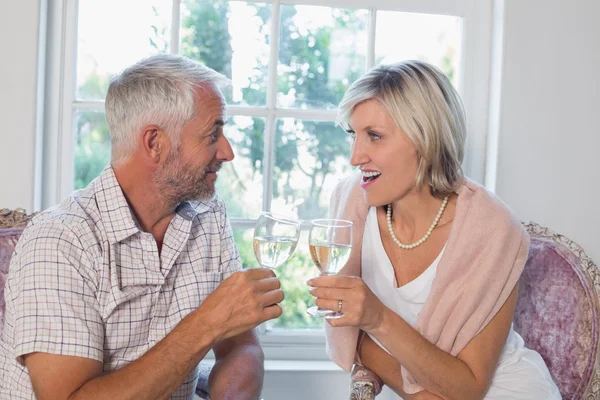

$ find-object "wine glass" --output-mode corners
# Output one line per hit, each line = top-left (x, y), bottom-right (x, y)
(306, 218), (353, 318)
(253, 212), (301, 269)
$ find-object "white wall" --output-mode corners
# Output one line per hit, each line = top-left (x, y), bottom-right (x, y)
(495, 0), (600, 264)
(0, 0), (43, 212)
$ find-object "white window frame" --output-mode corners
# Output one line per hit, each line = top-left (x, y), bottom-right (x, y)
(42, 0), (494, 362)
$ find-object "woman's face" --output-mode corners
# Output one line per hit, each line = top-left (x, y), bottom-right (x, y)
(348, 98), (420, 206)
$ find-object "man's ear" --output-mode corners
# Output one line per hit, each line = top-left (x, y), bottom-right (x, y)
(141, 125), (168, 163)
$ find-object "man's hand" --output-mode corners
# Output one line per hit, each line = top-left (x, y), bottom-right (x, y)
(196, 268), (284, 341)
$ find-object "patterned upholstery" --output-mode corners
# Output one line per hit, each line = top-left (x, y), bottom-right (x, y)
(0, 230), (23, 337)
(0, 209), (213, 399)
(515, 222), (600, 400)
(0, 208), (35, 338)
(350, 222), (600, 400)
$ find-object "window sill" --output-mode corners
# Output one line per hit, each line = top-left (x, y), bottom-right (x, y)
(202, 358), (344, 372)
(204, 339), (331, 362)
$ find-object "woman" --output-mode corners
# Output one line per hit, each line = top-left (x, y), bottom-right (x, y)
(308, 61), (560, 399)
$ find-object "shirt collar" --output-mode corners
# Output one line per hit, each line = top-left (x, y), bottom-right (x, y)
(94, 166), (216, 243)
(177, 199), (213, 220)
(94, 165), (141, 244)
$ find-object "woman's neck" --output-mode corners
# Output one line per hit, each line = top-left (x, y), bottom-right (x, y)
(387, 187), (449, 240)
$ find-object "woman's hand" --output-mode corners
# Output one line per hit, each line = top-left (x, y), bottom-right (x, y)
(307, 275), (387, 332)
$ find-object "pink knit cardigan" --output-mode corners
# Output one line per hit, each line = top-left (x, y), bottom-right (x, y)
(325, 171), (530, 394)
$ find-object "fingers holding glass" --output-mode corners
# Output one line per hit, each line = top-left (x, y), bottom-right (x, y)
(306, 218), (352, 319)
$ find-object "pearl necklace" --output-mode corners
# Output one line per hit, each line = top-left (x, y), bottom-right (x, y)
(386, 195), (450, 250)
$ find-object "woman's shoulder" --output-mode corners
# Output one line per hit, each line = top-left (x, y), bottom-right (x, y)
(456, 178), (525, 235)
(446, 179), (530, 287)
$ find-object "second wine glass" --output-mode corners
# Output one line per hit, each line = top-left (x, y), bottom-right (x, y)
(307, 218), (353, 318)
(253, 212), (301, 269)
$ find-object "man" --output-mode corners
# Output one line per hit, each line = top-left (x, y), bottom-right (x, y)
(0, 54), (282, 399)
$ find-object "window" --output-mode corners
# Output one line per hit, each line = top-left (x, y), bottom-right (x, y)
(44, 0), (493, 359)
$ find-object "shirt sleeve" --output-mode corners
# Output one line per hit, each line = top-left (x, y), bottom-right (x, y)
(6, 221), (104, 365)
(216, 201), (242, 280)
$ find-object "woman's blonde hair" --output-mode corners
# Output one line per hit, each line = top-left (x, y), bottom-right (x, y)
(337, 60), (466, 198)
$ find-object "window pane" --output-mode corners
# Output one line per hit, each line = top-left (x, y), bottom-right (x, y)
(278, 6), (368, 109)
(272, 119), (353, 221)
(233, 228), (258, 269)
(77, 0), (172, 100)
(74, 111), (111, 190)
(216, 116), (264, 219)
(233, 228), (324, 330)
(181, 1), (271, 106)
(375, 11), (462, 87)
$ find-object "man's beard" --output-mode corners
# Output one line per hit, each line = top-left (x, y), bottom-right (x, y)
(153, 149), (221, 207)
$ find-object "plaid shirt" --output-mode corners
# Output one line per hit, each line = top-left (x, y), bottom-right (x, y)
(0, 166), (241, 399)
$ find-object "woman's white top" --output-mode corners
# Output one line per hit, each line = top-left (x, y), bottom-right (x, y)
(361, 207), (562, 399)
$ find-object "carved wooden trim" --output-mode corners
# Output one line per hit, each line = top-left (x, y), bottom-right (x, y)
(0, 208), (37, 229)
(350, 381), (375, 400)
(583, 367), (600, 399)
(524, 221), (600, 400)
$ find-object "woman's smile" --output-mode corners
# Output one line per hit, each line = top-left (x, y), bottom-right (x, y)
(360, 170), (381, 188)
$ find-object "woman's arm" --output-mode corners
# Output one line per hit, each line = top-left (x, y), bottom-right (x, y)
(359, 334), (443, 399)
(311, 277), (517, 400)
(363, 288), (516, 400)
(371, 286), (515, 400)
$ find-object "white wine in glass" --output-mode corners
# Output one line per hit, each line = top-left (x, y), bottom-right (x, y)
(253, 212), (301, 269)
(309, 242), (352, 275)
(307, 219), (353, 318)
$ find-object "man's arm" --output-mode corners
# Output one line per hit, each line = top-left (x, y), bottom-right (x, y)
(25, 310), (218, 400)
(209, 329), (264, 399)
(24, 268), (283, 400)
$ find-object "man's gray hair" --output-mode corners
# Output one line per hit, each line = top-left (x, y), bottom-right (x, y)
(337, 60), (466, 198)
(105, 53), (230, 162)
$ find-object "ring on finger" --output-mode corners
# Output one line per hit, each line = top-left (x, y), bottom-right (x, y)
(338, 299), (343, 313)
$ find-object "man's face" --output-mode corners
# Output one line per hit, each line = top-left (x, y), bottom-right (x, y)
(153, 84), (234, 204)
